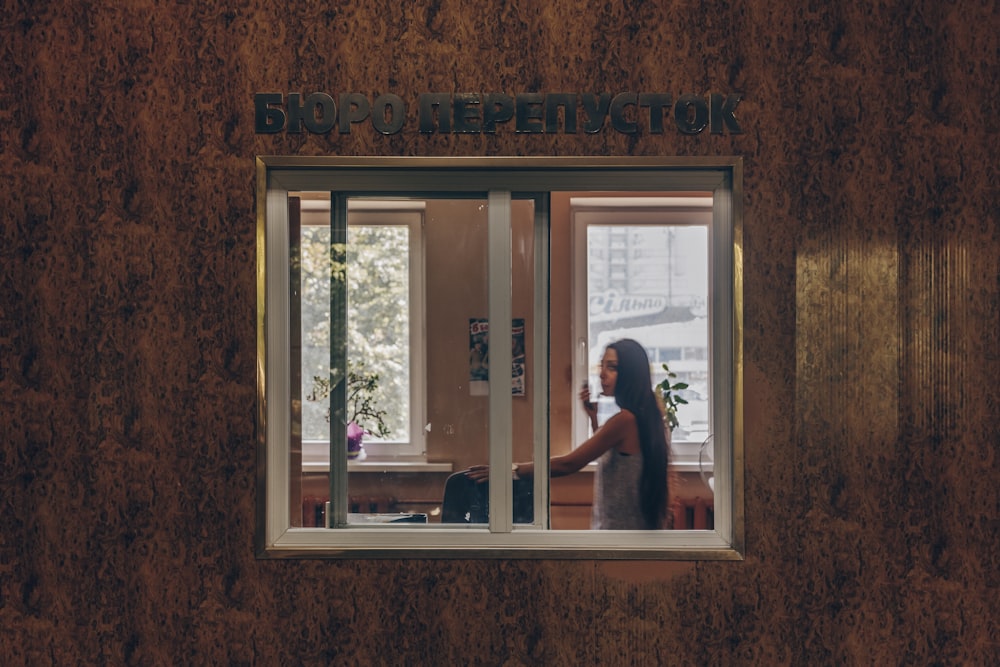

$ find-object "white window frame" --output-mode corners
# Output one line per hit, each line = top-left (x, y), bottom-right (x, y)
(298, 199), (427, 461)
(570, 198), (714, 471)
(256, 156), (744, 559)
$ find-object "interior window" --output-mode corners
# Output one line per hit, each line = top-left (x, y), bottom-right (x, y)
(294, 196), (426, 462)
(570, 197), (713, 473)
(257, 157), (743, 558)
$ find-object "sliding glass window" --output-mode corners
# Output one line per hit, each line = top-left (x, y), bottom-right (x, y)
(257, 157), (743, 558)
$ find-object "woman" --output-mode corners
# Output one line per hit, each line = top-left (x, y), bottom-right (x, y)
(466, 339), (670, 529)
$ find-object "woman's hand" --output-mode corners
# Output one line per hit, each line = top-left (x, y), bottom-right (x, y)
(579, 383), (597, 416)
(579, 383), (598, 430)
(465, 465), (490, 483)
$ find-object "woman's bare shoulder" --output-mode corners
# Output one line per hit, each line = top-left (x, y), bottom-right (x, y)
(606, 408), (636, 426)
(604, 409), (639, 440)
(604, 409), (640, 455)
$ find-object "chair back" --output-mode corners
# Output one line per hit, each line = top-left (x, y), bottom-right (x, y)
(441, 472), (534, 524)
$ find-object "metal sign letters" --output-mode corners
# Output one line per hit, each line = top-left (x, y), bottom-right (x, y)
(254, 92), (743, 136)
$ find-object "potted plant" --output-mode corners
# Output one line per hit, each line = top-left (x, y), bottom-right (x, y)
(307, 363), (390, 459)
(655, 362), (689, 432)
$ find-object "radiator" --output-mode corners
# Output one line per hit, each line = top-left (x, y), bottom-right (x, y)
(303, 495), (713, 529)
(301, 496), (326, 527)
(671, 497), (713, 530)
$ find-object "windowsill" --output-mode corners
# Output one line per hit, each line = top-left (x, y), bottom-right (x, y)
(573, 460), (710, 474)
(302, 460), (454, 474)
(670, 460), (712, 474)
(301, 441), (452, 474)
(302, 459), (702, 474)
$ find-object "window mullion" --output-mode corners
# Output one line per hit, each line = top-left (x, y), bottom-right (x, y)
(487, 191), (513, 534)
(328, 194), (349, 527)
(531, 194), (551, 529)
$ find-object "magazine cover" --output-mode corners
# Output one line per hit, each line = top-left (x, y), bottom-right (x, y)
(511, 319), (525, 396)
(469, 318), (525, 396)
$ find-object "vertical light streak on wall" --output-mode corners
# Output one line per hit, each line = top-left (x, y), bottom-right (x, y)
(895, 229), (979, 561)
(794, 232), (829, 458)
(902, 235), (969, 443)
(851, 234), (900, 473)
(904, 239), (930, 438)
(795, 229), (844, 440)
(795, 222), (900, 498)
(795, 224), (845, 479)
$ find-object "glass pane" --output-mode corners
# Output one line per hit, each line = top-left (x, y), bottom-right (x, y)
(346, 223), (410, 445)
(300, 222), (331, 442)
(292, 192), (332, 527)
(556, 192), (716, 531)
(292, 195), (506, 527)
(586, 224), (710, 444)
(424, 199), (490, 526)
(583, 219), (713, 531)
(288, 192), (330, 527)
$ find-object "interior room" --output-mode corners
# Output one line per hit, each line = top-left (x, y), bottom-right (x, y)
(291, 191), (716, 530)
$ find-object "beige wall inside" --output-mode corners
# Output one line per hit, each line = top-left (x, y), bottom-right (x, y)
(424, 198), (537, 469)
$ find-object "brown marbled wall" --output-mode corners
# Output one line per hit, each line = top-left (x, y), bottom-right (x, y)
(2, 1), (997, 665)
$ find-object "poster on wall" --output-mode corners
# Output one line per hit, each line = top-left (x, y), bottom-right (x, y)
(469, 318), (525, 396)
(511, 319), (526, 396)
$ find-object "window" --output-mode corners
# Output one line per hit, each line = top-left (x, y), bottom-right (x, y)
(257, 157), (743, 558)
(571, 198), (713, 466)
(295, 197), (426, 461)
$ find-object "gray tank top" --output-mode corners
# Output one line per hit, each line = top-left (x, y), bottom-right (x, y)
(591, 448), (645, 529)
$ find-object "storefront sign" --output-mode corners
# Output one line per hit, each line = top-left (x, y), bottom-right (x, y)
(589, 292), (669, 323)
(254, 92), (743, 136)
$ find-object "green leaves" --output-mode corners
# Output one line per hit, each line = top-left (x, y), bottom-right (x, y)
(655, 363), (689, 431)
(306, 363), (391, 438)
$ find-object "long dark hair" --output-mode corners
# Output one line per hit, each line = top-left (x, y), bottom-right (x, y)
(608, 339), (670, 529)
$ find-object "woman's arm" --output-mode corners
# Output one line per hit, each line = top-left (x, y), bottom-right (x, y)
(465, 410), (637, 482)
(548, 410), (636, 477)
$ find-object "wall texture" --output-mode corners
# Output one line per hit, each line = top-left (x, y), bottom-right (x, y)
(2, 1), (997, 665)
